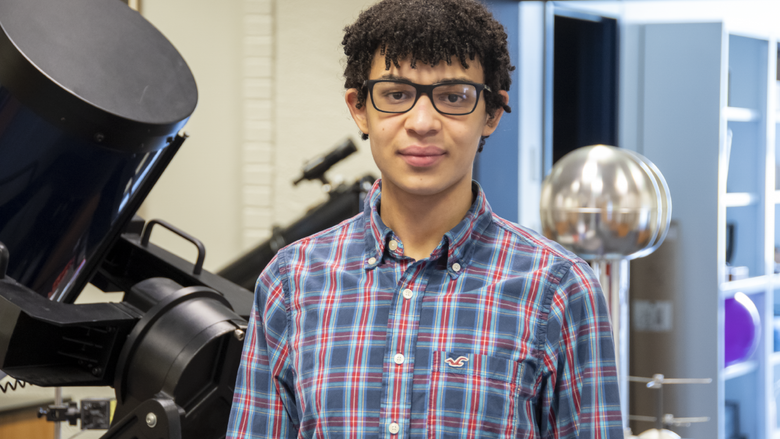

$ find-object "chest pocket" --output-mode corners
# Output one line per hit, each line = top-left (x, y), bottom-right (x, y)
(426, 351), (525, 439)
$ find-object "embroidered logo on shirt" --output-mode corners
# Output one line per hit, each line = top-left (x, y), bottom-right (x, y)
(444, 356), (469, 367)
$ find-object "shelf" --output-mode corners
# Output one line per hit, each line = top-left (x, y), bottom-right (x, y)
(721, 275), (770, 297)
(724, 360), (758, 380)
(725, 106), (761, 122)
(636, 24), (776, 439)
(725, 192), (759, 207)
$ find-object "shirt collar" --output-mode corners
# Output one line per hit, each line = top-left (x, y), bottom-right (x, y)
(363, 179), (493, 276)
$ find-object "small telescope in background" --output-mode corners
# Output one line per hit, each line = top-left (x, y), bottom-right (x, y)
(293, 137), (358, 186)
(221, 138), (374, 290)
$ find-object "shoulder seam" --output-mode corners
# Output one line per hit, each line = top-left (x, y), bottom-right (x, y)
(491, 214), (583, 265)
(283, 211), (365, 251)
(534, 258), (573, 365)
(274, 246), (297, 375)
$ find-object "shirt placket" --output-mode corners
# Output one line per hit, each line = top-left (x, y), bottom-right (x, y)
(380, 241), (429, 438)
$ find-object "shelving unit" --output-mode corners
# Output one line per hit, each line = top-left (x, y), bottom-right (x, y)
(721, 277), (769, 297)
(724, 192), (759, 207)
(629, 23), (778, 439)
(725, 106), (761, 123)
(773, 39), (780, 438)
(723, 360), (759, 381)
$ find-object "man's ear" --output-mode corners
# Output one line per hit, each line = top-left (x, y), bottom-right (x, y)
(482, 90), (509, 137)
(345, 88), (369, 136)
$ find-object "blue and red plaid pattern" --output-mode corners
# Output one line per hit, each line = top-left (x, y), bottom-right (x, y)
(227, 180), (622, 438)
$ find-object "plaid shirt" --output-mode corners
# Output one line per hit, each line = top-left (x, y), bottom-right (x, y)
(227, 180), (622, 438)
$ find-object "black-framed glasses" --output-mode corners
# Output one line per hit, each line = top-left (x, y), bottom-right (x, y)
(363, 79), (491, 115)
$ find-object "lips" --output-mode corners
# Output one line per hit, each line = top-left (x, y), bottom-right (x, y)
(398, 146), (445, 168)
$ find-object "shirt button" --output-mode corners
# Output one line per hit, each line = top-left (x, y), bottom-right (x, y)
(402, 288), (414, 299)
(393, 353), (405, 364)
(452, 262), (461, 272)
(368, 257), (377, 265)
(388, 240), (398, 251)
(388, 422), (400, 434)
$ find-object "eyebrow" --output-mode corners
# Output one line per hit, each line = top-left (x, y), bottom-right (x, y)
(376, 73), (478, 84)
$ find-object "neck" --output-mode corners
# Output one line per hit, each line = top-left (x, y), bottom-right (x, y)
(379, 177), (474, 261)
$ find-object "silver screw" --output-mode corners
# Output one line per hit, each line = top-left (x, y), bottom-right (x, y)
(146, 412), (157, 428)
(234, 328), (245, 341)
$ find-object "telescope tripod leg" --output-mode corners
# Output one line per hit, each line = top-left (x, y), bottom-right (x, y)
(101, 395), (182, 439)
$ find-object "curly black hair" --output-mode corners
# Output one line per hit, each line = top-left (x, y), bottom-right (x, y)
(342, 0), (514, 151)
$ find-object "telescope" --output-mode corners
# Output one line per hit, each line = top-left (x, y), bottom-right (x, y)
(0, 1), (368, 437)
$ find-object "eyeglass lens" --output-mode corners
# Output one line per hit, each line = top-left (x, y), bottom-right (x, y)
(372, 81), (479, 114)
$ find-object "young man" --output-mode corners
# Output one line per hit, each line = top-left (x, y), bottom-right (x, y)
(227, 0), (622, 437)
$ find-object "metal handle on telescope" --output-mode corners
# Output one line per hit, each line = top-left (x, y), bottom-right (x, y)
(140, 219), (206, 275)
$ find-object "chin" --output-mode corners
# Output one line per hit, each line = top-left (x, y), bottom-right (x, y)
(401, 185), (445, 197)
(392, 176), (465, 198)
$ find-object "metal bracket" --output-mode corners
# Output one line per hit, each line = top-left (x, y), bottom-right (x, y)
(36, 398), (112, 429)
(102, 395), (182, 439)
(38, 401), (80, 426)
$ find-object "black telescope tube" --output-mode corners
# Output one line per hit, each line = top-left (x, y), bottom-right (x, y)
(0, 0), (198, 302)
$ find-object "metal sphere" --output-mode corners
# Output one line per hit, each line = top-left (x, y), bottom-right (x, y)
(623, 149), (672, 259)
(540, 145), (671, 261)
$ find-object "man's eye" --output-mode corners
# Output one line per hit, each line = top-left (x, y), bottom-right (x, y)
(383, 90), (411, 101)
(445, 94), (464, 103)
(437, 93), (468, 106)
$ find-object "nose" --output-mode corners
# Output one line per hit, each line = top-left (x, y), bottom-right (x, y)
(404, 93), (440, 136)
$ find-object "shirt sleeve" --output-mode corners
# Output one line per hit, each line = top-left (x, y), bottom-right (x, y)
(226, 253), (299, 439)
(537, 260), (623, 438)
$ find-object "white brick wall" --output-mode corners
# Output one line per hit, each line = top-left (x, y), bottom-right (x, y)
(239, 0), (379, 253)
(242, 0), (276, 249)
(272, 0), (379, 232)
(140, 0), (243, 271)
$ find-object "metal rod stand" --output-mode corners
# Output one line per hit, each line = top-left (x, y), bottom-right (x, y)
(592, 259), (630, 435)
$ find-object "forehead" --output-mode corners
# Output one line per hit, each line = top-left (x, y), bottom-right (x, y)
(368, 50), (485, 84)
